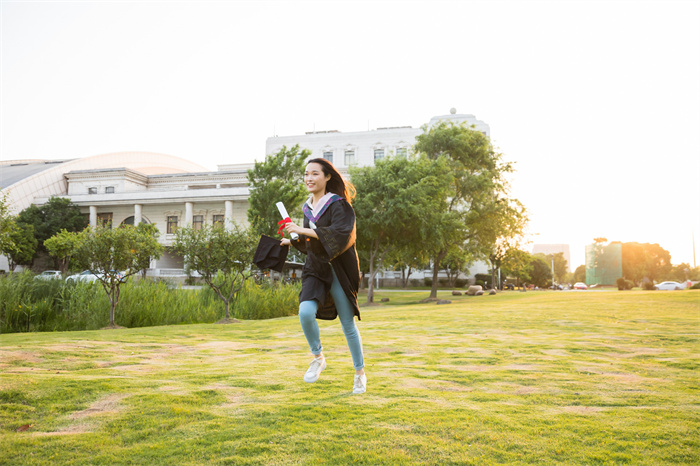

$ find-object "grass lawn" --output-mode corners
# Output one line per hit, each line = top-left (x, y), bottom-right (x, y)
(1, 290), (698, 465)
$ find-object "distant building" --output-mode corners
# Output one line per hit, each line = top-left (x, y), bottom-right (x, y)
(585, 243), (622, 286)
(1, 152), (251, 275)
(266, 110), (490, 175)
(532, 244), (572, 272)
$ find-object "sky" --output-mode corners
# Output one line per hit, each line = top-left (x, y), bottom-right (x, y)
(2, 0), (699, 270)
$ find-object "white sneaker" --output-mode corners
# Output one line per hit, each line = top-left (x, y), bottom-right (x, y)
(353, 373), (367, 394)
(304, 357), (326, 383)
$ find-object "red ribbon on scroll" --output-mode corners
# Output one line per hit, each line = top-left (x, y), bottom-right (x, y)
(277, 217), (291, 236)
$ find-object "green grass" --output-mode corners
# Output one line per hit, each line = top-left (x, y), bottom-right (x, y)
(1, 290), (698, 465)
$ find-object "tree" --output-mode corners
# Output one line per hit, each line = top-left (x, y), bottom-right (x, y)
(44, 229), (85, 275)
(484, 198), (528, 289)
(621, 242), (672, 285)
(414, 121), (517, 299)
(16, 197), (88, 260)
(442, 248), (472, 288)
(173, 222), (257, 321)
(0, 192), (16, 263)
(573, 264), (586, 283)
(72, 224), (164, 328)
(247, 145), (311, 238)
(529, 254), (553, 288)
(350, 155), (451, 303)
(501, 249), (533, 288)
(6, 223), (37, 271)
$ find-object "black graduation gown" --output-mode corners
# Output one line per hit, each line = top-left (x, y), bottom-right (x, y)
(291, 198), (361, 321)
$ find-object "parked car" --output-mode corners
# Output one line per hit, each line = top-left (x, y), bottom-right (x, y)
(65, 270), (102, 283)
(66, 270), (126, 283)
(34, 270), (62, 280)
(654, 281), (686, 291)
(573, 282), (588, 290)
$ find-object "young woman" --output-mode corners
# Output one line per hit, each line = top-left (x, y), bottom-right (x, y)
(280, 158), (366, 394)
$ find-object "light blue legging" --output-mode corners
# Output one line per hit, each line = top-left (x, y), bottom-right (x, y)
(299, 268), (364, 370)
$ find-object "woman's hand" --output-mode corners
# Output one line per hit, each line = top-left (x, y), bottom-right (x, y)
(284, 221), (303, 236)
(280, 238), (291, 246)
(284, 221), (318, 239)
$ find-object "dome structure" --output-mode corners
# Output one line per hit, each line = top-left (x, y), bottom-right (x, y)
(1, 151), (208, 214)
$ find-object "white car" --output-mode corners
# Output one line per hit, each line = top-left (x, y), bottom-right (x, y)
(573, 282), (588, 290)
(65, 270), (102, 283)
(654, 281), (685, 291)
(34, 270), (62, 280)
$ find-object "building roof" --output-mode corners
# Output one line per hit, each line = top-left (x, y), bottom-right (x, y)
(1, 151), (209, 214)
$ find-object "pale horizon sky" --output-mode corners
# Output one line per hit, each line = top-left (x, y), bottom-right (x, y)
(2, 0), (699, 270)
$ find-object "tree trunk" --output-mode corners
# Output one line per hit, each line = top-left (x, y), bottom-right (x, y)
(366, 243), (378, 304)
(429, 250), (447, 299)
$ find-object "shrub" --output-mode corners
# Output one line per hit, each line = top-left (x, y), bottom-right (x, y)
(616, 278), (634, 290)
(691, 282), (700, 290)
(424, 278), (432, 287)
(231, 280), (300, 320)
(454, 278), (468, 288)
(642, 281), (655, 291)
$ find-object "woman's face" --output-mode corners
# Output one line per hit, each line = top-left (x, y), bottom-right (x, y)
(304, 163), (331, 195)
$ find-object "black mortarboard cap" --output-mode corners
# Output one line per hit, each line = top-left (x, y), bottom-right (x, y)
(253, 235), (289, 273)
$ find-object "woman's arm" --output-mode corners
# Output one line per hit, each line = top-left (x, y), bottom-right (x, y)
(284, 222), (318, 239)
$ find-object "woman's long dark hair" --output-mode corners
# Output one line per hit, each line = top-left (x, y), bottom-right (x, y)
(307, 158), (356, 205)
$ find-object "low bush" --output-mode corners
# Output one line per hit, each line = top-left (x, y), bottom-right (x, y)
(642, 281), (656, 291)
(231, 280), (300, 320)
(616, 278), (634, 290)
(690, 282), (700, 290)
(424, 278), (432, 287)
(0, 273), (301, 333)
(454, 278), (468, 288)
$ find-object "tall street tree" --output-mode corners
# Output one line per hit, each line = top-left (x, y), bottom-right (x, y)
(247, 144), (311, 238)
(71, 224), (163, 328)
(350, 155), (451, 303)
(173, 222), (257, 322)
(414, 121), (517, 299)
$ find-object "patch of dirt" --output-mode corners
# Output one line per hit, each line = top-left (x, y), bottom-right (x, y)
(0, 350), (43, 363)
(216, 318), (241, 324)
(559, 406), (606, 415)
(70, 393), (128, 419)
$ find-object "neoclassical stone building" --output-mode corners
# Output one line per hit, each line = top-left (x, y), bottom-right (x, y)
(1, 152), (252, 274)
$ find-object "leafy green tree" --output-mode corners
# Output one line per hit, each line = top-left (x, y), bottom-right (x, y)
(173, 222), (257, 321)
(17, 197), (88, 259)
(247, 145), (311, 238)
(72, 224), (163, 328)
(442, 248), (472, 288)
(573, 264), (586, 283)
(0, 192), (16, 262)
(351, 155), (451, 303)
(529, 254), (553, 288)
(414, 121), (516, 299)
(484, 198), (528, 289)
(6, 223), (38, 271)
(44, 229), (85, 275)
(621, 242), (672, 284)
(501, 249), (533, 288)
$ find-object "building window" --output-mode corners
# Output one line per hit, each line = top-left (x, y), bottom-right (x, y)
(213, 214), (224, 227)
(344, 150), (356, 166)
(374, 149), (384, 161)
(323, 151), (333, 163)
(97, 213), (113, 228)
(396, 147), (407, 158)
(88, 187), (97, 194)
(193, 215), (203, 231)
(105, 186), (115, 194)
(167, 216), (178, 234)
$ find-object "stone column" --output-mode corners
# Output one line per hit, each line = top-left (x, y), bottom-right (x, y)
(224, 200), (233, 231)
(89, 206), (97, 227)
(185, 202), (193, 227)
(134, 204), (143, 226)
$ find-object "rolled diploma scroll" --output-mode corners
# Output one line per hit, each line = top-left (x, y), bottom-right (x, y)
(275, 202), (299, 240)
